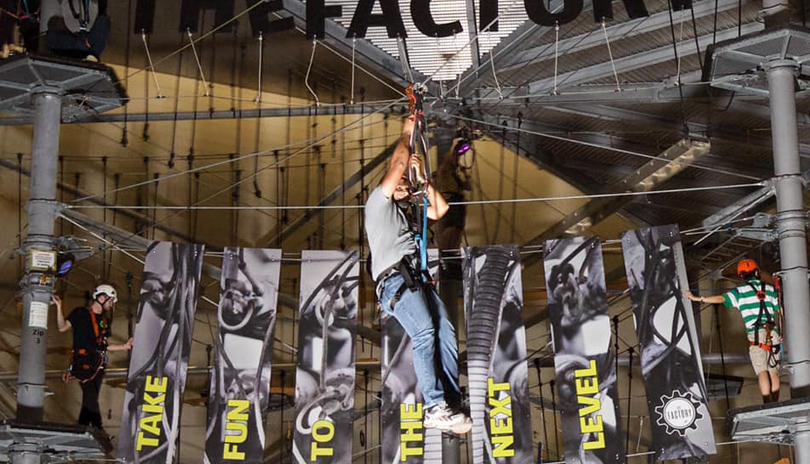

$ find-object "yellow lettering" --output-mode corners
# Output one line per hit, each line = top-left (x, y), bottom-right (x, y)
(227, 399), (249, 422)
(312, 420), (335, 442)
(400, 421), (423, 442)
(574, 359), (598, 378)
(490, 416), (513, 435)
(225, 422), (248, 444)
(136, 431), (159, 451)
(139, 413), (161, 437)
(575, 376), (599, 395)
(578, 395), (601, 417)
(400, 442), (423, 461)
(489, 394), (512, 418)
(492, 435), (515, 457)
(580, 415), (603, 434)
(145, 375), (167, 393)
(583, 432), (606, 450)
(400, 403), (423, 421)
(223, 443), (245, 461)
(488, 378), (510, 397)
(310, 420), (334, 461)
(136, 377), (166, 451)
(311, 442), (334, 460)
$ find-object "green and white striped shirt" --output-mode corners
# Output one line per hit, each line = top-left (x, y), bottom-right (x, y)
(723, 279), (780, 335)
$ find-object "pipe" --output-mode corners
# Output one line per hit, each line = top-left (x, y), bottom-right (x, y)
(16, 90), (61, 424)
(767, 59), (810, 464)
(767, 61), (810, 397)
(0, 353), (751, 383)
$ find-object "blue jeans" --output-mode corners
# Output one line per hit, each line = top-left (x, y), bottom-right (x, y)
(379, 273), (461, 409)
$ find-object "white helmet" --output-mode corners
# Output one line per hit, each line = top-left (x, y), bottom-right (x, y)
(93, 284), (118, 303)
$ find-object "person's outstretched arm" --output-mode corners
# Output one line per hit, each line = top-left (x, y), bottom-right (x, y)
(108, 337), (134, 352)
(54, 295), (72, 333)
(379, 117), (414, 198)
(685, 291), (725, 305)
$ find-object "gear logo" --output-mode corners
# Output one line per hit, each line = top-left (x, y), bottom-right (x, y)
(654, 391), (702, 436)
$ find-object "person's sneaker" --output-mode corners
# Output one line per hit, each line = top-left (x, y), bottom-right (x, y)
(424, 401), (472, 434)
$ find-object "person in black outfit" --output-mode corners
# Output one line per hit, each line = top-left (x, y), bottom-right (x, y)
(43, 0), (110, 61)
(55, 284), (133, 429)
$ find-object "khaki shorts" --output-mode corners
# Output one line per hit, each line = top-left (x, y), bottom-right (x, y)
(748, 329), (781, 375)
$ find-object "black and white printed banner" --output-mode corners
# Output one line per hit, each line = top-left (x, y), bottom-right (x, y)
(293, 250), (360, 463)
(463, 245), (533, 464)
(621, 225), (716, 460)
(204, 248), (281, 464)
(380, 250), (442, 464)
(117, 242), (204, 464)
(544, 237), (625, 464)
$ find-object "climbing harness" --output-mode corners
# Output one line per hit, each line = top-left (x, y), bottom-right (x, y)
(63, 307), (110, 384)
(746, 280), (781, 369)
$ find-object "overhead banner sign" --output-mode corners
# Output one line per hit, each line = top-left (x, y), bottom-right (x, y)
(543, 237), (625, 464)
(204, 248), (282, 464)
(463, 245), (533, 464)
(380, 250), (442, 464)
(621, 225), (716, 460)
(118, 242), (204, 464)
(293, 251), (360, 463)
(132, 0), (686, 39)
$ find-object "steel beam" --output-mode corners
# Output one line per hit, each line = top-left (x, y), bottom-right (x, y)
(527, 22), (762, 95)
(501, 0), (742, 72)
(0, 353), (753, 383)
(546, 103), (810, 159)
(520, 139), (711, 269)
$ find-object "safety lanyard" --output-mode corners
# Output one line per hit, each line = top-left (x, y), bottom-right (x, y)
(406, 84), (430, 272)
(746, 280), (773, 345)
(88, 308), (107, 348)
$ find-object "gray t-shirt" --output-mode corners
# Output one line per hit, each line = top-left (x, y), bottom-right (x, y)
(365, 186), (416, 281)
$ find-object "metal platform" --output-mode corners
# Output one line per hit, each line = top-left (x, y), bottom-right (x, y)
(703, 26), (810, 96)
(0, 53), (126, 122)
(0, 420), (112, 462)
(727, 396), (810, 445)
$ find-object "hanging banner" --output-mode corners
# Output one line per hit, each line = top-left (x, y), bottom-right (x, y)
(543, 237), (625, 464)
(621, 225), (716, 460)
(117, 242), (204, 464)
(204, 248), (282, 464)
(463, 245), (533, 464)
(292, 250), (360, 464)
(380, 250), (442, 464)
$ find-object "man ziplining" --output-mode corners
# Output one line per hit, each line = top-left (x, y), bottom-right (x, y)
(686, 259), (783, 404)
(364, 87), (471, 434)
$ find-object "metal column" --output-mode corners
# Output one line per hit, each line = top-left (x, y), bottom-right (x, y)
(767, 59), (810, 464)
(16, 90), (61, 423)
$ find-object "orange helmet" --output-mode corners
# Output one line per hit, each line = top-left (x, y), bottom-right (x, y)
(737, 259), (759, 276)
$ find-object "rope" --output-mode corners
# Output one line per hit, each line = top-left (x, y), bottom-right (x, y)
(141, 31), (164, 98)
(66, 181), (764, 211)
(676, 10), (686, 85)
(488, 32), (504, 99)
(601, 20), (621, 92)
(305, 40), (320, 106)
(254, 31), (263, 104)
(187, 29), (210, 97)
(445, 112), (762, 181)
(350, 38), (356, 105)
(553, 23), (560, 95)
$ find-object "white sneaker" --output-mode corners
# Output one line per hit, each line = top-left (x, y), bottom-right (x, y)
(424, 401), (472, 434)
